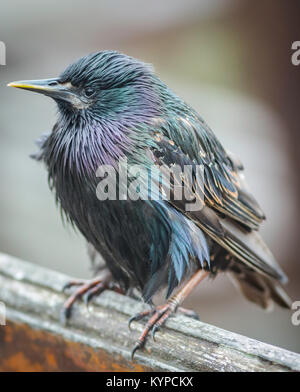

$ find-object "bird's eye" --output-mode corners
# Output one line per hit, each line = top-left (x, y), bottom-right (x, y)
(84, 87), (96, 98)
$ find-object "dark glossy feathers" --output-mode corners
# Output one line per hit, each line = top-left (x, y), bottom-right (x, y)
(29, 51), (290, 309)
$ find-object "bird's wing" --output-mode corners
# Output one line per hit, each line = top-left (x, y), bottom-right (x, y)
(150, 116), (265, 231)
(147, 117), (287, 283)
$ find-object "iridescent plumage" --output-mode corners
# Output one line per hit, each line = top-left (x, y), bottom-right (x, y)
(9, 51), (291, 355)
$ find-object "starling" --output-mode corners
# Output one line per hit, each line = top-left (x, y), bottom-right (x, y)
(8, 51), (291, 358)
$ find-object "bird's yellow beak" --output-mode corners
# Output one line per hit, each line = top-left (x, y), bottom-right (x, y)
(7, 78), (85, 107)
(7, 78), (62, 93)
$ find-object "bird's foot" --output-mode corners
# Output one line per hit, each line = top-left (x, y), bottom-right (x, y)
(129, 301), (180, 359)
(128, 270), (209, 360)
(60, 274), (123, 325)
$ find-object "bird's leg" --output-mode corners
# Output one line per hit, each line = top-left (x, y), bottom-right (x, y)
(60, 270), (123, 324)
(130, 269), (209, 359)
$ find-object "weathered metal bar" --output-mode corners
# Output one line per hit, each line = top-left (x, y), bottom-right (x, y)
(0, 252), (299, 372)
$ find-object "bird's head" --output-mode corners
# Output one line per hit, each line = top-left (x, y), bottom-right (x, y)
(8, 51), (163, 122)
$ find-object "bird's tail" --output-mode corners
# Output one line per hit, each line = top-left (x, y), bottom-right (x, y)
(228, 266), (292, 310)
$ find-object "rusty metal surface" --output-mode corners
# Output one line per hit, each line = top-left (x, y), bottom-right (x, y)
(0, 321), (151, 372)
(0, 252), (299, 372)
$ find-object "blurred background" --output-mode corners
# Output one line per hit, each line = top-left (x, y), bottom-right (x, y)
(1, 0), (299, 352)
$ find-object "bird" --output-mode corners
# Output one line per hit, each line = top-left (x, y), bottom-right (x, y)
(8, 51), (292, 358)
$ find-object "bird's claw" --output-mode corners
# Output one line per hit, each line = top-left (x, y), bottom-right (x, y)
(130, 303), (176, 360)
(60, 276), (124, 325)
(82, 281), (107, 306)
(60, 277), (109, 325)
(128, 315), (137, 331)
(151, 325), (160, 341)
(82, 291), (92, 306)
(59, 306), (71, 326)
(128, 308), (154, 330)
(62, 279), (85, 293)
(131, 342), (143, 360)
